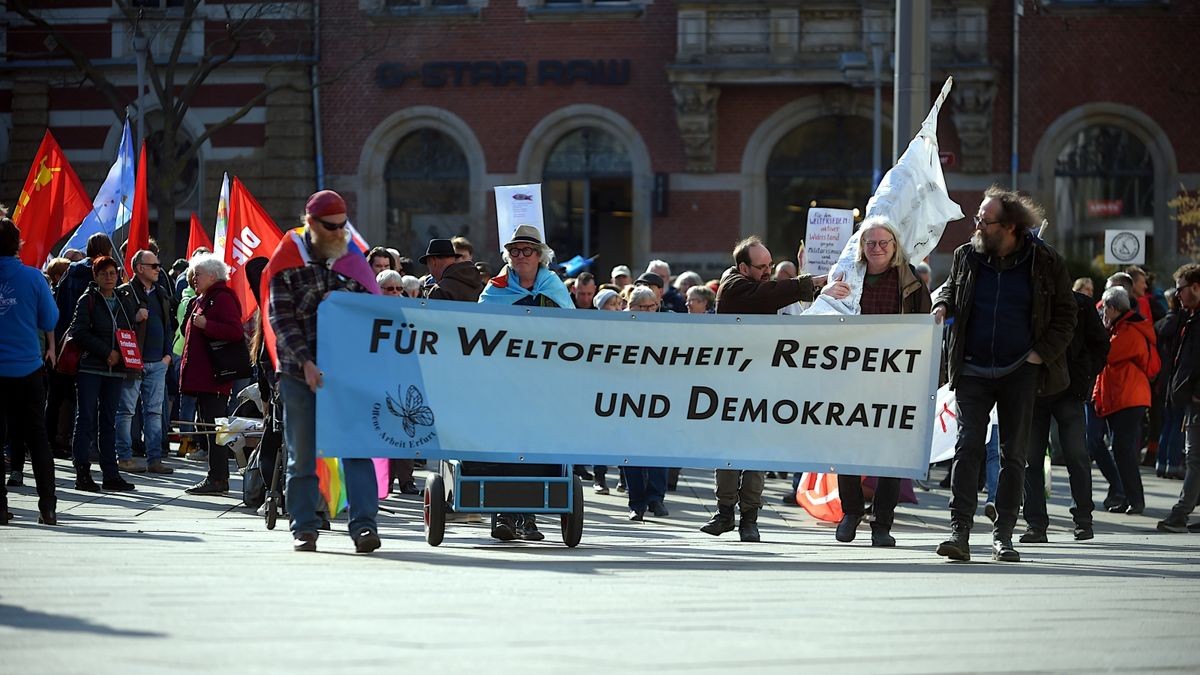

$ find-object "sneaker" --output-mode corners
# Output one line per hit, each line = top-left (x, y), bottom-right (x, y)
(353, 529), (382, 553)
(992, 538), (1020, 562)
(616, 480), (626, 493)
(518, 516), (545, 542)
(983, 502), (997, 524)
(117, 459), (147, 474)
(293, 531), (318, 552)
(1156, 517), (1189, 533)
(6, 471), (23, 487)
(490, 515), (516, 541)
(185, 448), (209, 462)
(628, 509), (644, 521)
(185, 478), (228, 495)
(146, 460), (174, 475)
(1073, 525), (1095, 541)
(102, 477), (136, 492)
(649, 502), (669, 517)
(74, 475), (101, 492)
(1019, 528), (1048, 544)
(593, 483), (610, 495)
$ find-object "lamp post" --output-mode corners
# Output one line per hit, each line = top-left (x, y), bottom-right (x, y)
(870, 42), (884, 191)
(132, 30), (147, 142)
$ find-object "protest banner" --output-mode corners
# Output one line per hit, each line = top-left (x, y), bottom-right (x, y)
(1105, 229), (1145, 265)
(803, 208), (854, 277)
(315, 295), (941, 479)
(494, 184), (545, 252)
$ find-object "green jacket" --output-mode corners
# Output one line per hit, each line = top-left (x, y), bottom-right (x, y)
(173, 286), (196, 357)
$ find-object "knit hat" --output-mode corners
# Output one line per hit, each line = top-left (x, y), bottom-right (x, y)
(593, 288), (619, 310)
(305, 190), (346, 217)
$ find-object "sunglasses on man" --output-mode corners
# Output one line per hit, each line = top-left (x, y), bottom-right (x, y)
(313, 216), (347, 231)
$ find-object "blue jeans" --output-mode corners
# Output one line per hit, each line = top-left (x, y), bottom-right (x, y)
(280, 375), (378, 536)
(1086, 401), (1124, 502)
(116, 360), (168, 463)
(73, 372), (124, 481)
(985, 423), (1000, 503)
(1158, 405), (1186, 472)
(624, 466), (667, 513)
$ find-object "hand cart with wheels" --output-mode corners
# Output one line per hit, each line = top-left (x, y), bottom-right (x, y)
(423, 460), (584, 547)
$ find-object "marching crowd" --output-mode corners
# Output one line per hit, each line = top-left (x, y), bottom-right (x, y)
(2, 185), (1198, 558)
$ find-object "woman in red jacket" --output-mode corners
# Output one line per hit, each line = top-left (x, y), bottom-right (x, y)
(1093, 286), (1154, 515)
(179, 254), (245, 495)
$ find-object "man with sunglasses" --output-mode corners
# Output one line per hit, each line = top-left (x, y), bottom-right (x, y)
(263, 190), (384, 553)
(701, 235), (850, 542)
(932, 186), (1076, 562)
(113, 249), (175, 475)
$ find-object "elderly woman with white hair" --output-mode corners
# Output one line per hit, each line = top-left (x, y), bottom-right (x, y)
(834, 216), (932, 547)
(376, 269), (405, 297)
(179, 253), (246, 495)
(616, 286), (671, 521)
(1092, 285), (1155, 515)
(473, 225), (572, 541)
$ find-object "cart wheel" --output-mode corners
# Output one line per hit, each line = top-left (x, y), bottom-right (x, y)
(264, 495), (277, 531)
(424, 474), (446, 547)
(561, 476), (584, 548)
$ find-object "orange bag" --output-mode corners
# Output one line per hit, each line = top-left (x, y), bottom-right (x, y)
(795, 472), (843, 523)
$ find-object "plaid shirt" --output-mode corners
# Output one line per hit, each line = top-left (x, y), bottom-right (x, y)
(268, 259), (368, 378)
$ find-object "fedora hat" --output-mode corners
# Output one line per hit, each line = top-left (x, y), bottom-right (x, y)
(504, 224), (544, 248)
(418, 238), (462, 264)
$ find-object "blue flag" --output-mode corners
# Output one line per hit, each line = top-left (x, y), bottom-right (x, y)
(60, 119), (135, 254)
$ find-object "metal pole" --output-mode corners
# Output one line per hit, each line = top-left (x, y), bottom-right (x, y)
(893, 0), (931, 161)
(1011, 0), (1023, 189)
(132, 32), (147, 143)
(582, 178), (592, 259)
(871, 43), (883, 190)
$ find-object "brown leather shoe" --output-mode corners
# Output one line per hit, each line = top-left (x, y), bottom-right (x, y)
(147, 461), (175, 475)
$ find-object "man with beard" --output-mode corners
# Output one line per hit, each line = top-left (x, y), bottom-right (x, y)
(263, 190), (383, 554)
(701, 235), (850, 542)
(932, 186), (1076, 562)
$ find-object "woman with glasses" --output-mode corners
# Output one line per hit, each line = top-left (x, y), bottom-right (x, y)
(833, 216), (932, 547)
(476, 225), (573, 541)
(377, 270), (405, 297)
(686, 285), (716, 314)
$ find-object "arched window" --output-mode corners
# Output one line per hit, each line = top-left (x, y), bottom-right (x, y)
(384, 128), (469, 258)
(765, 115), (889, 258)
(1053, 125), (1154, 264)
(542, 127), (632, 262)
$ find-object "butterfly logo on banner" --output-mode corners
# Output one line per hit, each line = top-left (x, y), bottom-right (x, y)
(385, 385), (435, 438)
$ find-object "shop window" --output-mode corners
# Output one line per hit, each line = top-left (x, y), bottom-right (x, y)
(765, 115), (890, 259)
(384, 128), (470, 259)
(1053, 124), (1154, 265)
(543, 127), (633, 265)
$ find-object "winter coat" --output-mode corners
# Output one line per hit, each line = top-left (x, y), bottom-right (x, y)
(897, 263), (933, 315)
(1064, 291), (1110, 401)
(179, 280), (245, 396)
(715, 267), (817, 315)
(1093, 311), (1156, 417)
(425, 261), (484, 302)
(933, 234), (1077, 396)
(1168, 310), (1200, 409)
(66, 282), (140, 376)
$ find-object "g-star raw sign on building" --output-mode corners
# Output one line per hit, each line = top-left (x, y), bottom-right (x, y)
(315, 295), (941, 479)
(376, 60), (631, 88)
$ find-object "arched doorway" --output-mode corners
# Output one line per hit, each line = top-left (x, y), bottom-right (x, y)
(765, 115), (890, 258)
(542, 126), (633, 266)
(384, 128), (470, 260)
(1053, 124), (1154, 265)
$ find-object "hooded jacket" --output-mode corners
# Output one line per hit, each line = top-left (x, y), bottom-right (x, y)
(425, 260), (484, 303)
(1093, 310), (1156, 417)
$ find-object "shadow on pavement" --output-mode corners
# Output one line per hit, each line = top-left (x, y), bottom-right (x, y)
(0, 602), (167, 638)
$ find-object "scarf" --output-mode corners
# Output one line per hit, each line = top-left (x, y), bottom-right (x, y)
(479, 265), (572, 309)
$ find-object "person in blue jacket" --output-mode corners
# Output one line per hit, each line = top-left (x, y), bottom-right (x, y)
(0, 216), (60, 525)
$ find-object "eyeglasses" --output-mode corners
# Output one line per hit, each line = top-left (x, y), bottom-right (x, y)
(509, 247), (538, 258)
(313, 216), (347, 231)
(137, 262), (161, 269)
(748, 262), (771, 273)
(381, 285), (403, 292)
(863, 239), (894, 251)
(973, 215), (1002, 228)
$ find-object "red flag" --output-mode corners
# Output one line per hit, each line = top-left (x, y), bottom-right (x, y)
(224, 177), (283, 322)
(123, 141), (149, 278)
(187, 211), (212, 257)
(12, 130), (92, 267)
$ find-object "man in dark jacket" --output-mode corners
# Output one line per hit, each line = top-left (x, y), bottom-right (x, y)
(1020, 289), (1109, 543)
(113, 249), (175, 475)
(932, 186), (1076, 562)
(1159, 263), (1200, 533)
(421, 238), (484, 303)
(700, 235), (849, 542)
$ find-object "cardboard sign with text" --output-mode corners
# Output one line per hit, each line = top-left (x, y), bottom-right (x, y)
(804, 208), (855, 277)
(116, 328), (143, 371)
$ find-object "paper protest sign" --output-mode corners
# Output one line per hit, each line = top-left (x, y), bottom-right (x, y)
(494, 184), (545, 252)
(804, 208), (854, 276)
